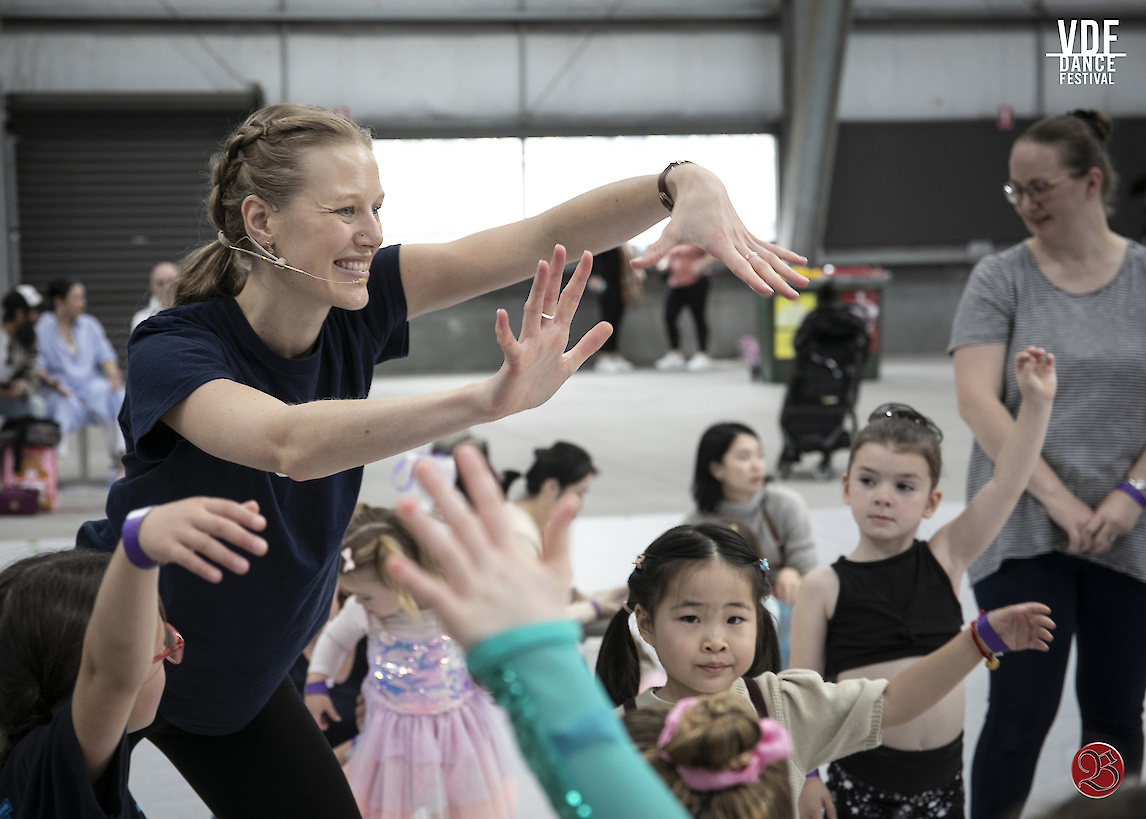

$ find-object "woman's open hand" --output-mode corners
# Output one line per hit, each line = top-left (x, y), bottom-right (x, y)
(391, 444), (575, 650)
(484, 244), (613, 420)
(630, 163), (808, 298)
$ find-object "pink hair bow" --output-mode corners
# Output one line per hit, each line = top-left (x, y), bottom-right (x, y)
(656, 697), (792, 792)
(340, 547), (356, 573)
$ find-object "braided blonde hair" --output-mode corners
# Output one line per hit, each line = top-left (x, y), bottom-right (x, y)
(172, 104), (374, 306)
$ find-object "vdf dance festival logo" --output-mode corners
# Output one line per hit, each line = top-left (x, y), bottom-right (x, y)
(1046, 19), (1125, 85)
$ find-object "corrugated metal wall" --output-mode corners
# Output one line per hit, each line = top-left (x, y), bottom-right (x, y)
(7, 96), (257, 361)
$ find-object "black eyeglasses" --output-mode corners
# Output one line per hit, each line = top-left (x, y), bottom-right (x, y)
(868, 403), (943, 442)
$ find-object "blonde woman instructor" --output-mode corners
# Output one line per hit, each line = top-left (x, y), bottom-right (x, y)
(75, 105), (808, 818)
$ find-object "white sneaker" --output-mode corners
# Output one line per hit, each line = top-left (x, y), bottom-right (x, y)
(686, 352), (713, 371)
(655, 350), (686, 371)
(595, 354), (634, 374)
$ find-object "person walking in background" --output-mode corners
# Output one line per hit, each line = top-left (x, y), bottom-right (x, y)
(949, 109), (1146, 819)
(589, 244), (643, 373)
(655, 244), (716, 372)
(130, 261), (179, 331)
(35, 277), (126, 479)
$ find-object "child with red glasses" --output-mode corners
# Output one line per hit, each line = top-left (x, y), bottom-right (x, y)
(0, 498), (266, 818)
(790, 347), (1055, 819)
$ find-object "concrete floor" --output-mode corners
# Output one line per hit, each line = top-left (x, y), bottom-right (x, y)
(0, 354), (1090, 817)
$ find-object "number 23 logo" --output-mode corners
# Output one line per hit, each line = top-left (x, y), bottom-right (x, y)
(1072, 742), (1124, 798)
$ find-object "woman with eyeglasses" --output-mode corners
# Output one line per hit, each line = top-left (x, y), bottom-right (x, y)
(790, 348), (1055, 819)
(949, 110), (1146, 819)
(0, 497), (267, 817)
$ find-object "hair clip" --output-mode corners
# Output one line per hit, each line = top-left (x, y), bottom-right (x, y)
(340, 547), (356, 573)
(657, 698), (792, 792)
(633, 554), (646, 570)
(759, 558), (770, 573)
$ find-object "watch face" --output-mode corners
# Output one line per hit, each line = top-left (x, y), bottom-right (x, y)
(1130, 477), (1146, 492)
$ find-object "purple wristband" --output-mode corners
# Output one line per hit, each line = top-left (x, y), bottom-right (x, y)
(975, 612), (1010, 654)
(305, 681), (329, 696)
(806, 768), (821, 779)
(1119, 481), (1146, 509)
(122, 507), (158, 570)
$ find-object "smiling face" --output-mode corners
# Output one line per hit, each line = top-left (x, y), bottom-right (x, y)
(257, 142), (384, 312)
(636, 559), (758, 702)
(710, 433), (766, 503)
(1007, 140), (1093, 241)
(844, 442), (941, 549)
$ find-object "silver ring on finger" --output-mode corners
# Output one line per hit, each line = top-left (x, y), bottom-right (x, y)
(540, 312), (556, 320)
(745, 250), (760, 261)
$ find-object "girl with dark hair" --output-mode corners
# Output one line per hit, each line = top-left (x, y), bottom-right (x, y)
(73, 102), (808, 816)
(502, 441), (626, 625)
(688, 422), (817, 606)
(950, 110), (1146, 819)
(791, 348), (1055, 819)
(594, 520), (1057, 819)
(0, 497), (266, 817)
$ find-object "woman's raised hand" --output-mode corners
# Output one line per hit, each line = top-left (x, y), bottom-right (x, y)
(390, 444), (576, 650)
(629, 163), (809, 299)
(485, 244), (613, 420)
(134, 497), (268, 583)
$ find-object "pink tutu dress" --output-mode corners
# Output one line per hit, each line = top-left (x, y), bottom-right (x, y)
(346, 610), (556, 819)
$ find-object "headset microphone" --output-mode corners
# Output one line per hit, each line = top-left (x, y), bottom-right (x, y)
(222, 234), (367, 286)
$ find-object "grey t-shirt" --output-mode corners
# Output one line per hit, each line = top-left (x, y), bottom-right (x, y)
(948, 240), (1146, 584)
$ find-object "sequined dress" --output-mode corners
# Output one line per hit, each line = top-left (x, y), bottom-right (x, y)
(346, 610), (555, 819)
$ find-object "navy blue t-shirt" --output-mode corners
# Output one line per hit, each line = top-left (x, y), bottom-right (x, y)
(77, 245), (409, 734)
(0, 700), (145, 818)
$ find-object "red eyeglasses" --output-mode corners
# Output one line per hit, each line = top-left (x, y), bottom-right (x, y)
(153, 622), (185, 665)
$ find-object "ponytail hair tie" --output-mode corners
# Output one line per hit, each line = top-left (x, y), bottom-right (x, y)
(656, 697), (792, 792)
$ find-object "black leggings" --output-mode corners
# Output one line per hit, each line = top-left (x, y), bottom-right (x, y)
(663, 277), (709, 352)
(971, 554), (1146, 819)
(132, 676), (361, 818)
(596, 250), (625, 353)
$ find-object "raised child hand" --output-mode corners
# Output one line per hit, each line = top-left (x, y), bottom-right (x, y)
(391, 444), (575, 650)
(133, 497), (268, 583)
(1014, 346), (1056, 406)
(986, 602), (1055, 654)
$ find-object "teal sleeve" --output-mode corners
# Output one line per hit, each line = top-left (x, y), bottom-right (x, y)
(467, 621), (689, 819)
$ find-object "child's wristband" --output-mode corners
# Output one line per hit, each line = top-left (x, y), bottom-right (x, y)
(590, 599), (602, 617)
(304, 681), (329, 696)
(122, 506), (159, 570)
(975, 610), (1010, 654)
(806, 768), (821, 779)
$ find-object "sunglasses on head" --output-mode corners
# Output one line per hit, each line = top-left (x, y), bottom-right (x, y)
(868, 403), (943, 443)
(153, 622), (184, 665)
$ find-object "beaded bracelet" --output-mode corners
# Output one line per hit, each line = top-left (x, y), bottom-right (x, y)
(968, 615), (1000, 670)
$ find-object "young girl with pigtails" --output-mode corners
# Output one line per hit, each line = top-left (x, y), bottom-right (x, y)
(790, 347), (1055, 819)
(304, 504), (555, 819)
(593, 520), (1056, 819)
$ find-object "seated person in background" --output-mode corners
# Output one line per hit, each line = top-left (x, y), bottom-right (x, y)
(502, 441), (627, 626)
(36, 278), (126, 478)
(129, 261), (178, 332)
(0, 287), (48, 420)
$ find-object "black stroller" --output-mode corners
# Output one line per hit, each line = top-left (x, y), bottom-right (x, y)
(776, 301), (870, 480)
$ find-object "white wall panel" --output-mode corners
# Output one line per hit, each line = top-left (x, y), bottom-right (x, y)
(1, 32), (281, 96)
(521, 31), (781, 121)
(839, 31), (1038, 119)
(286, 32), (523, 122)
